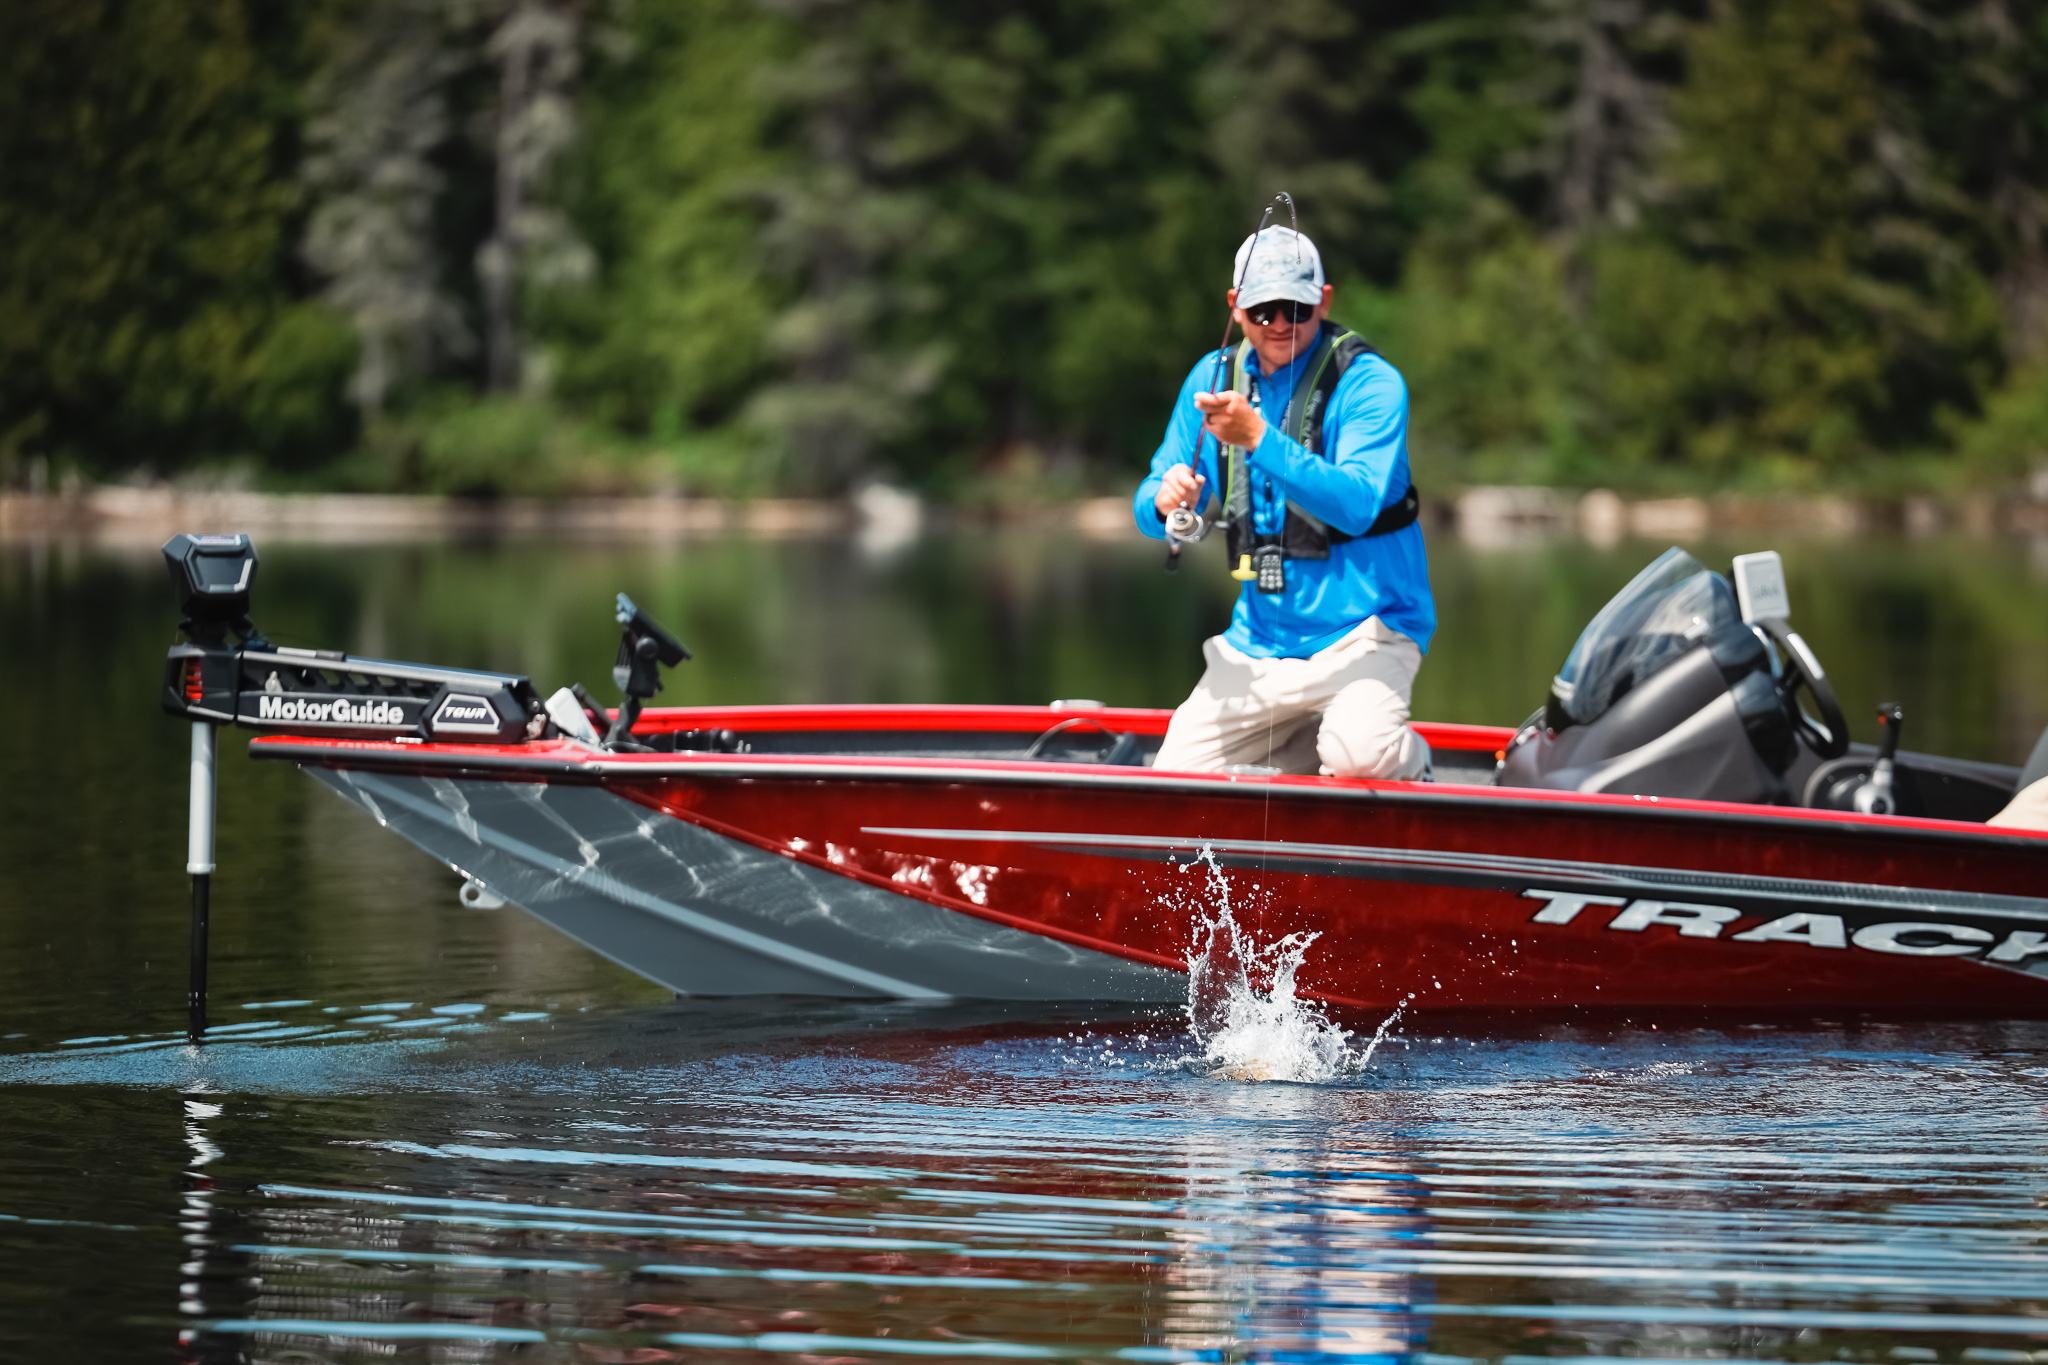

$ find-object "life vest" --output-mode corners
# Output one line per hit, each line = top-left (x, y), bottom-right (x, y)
(1219, 321), (1420, 573)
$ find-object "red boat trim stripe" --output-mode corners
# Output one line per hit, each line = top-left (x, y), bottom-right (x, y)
(628, 704), (1514, 751)
(336, 771), (949, 998)
(860, 828), (2048, 923)
(630, 704), (1175, 736)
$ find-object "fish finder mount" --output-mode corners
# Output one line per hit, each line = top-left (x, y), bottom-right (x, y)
(605, 593), (691, 748)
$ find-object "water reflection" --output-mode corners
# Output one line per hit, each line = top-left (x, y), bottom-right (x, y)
(22, 1007), (2036, 1364)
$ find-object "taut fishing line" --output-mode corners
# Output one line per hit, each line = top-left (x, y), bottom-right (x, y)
(1259, 195), (1302, 885)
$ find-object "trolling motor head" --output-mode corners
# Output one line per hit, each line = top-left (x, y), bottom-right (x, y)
(163, 534), (268, 648)
(159, 532), (541, 742)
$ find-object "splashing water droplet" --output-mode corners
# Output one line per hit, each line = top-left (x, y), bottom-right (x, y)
(1175, 847), (1399, 1083)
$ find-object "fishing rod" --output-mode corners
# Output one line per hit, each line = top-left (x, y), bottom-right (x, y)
(1164, 192), (1298, 570)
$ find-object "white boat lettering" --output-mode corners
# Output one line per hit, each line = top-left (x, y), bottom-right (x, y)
(1732, 912), (1848, 948)
(256, 694), (406, 726)
(1988, 930), (2048, 963)
(1850, 922), (1993, 956)
(1607, 900), (1742, 937)
(1521, 889), (1626, 924)
(1522, 887), (2045, 962)
(432, 695), (502, 730)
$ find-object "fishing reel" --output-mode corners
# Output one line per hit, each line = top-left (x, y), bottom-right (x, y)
(1163, 506), (1208, 571)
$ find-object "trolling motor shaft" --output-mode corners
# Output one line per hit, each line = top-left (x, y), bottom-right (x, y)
(186, 719), (215, 1040)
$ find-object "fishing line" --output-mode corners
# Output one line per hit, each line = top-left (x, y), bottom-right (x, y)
(1249, 192), (1299, 899)
(1177, 194), (1300, 921)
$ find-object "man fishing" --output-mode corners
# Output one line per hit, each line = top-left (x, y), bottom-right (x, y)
(1132, 223), (1436, 779)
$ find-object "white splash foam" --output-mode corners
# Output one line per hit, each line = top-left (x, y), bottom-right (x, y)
(1174, 847), (1404, 1084)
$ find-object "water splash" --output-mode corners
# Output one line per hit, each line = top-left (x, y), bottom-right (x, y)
(1177, 847), (1402, 1084)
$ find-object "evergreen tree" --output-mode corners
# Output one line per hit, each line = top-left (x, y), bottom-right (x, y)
(546, 0), (791, 478)
(1599, 0), (1998, 474)
(0, 0), (353, 477)
(5, 0), (2047, 492)
(301, 0), (472, 416)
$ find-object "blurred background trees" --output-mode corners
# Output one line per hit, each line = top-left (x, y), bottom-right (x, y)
(2, 0), (2046, 498)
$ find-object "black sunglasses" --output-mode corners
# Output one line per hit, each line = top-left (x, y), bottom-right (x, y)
(1243, 298), (1317, 326)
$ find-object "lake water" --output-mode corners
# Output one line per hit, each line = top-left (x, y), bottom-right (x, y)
(3, 526), (2048, 1363)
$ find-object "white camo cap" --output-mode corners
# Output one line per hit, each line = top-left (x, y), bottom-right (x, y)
(1232, 226), (1324, 307)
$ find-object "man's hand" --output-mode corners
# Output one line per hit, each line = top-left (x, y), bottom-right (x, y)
(1194, 391), (1265, 451)
(1154, 464), (1207, 517)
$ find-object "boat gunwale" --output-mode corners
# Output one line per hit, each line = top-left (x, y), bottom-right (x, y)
(247, 735), (2048, 853)
(618, 702), (1516, 752)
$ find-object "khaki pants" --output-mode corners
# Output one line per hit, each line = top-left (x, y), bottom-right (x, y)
(1988, 777), (2048, 833)
(1153, 617), (1428, 779)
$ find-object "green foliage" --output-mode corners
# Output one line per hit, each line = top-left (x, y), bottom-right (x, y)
(1596, 0), (1996, 477)
(241, 303), (363, 466)
(544, 0), (794, 460)
(720, 0), (1253, 492)
(6, 0), (2048, 494)
(0, 0), (355, 476)
(1339, 227), (1597, 488)
(1952, 361), (2048, 483)
(1335, 0), (2018, 492)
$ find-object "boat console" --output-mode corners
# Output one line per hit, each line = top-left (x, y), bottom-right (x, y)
(1498, 546), (2022, 819)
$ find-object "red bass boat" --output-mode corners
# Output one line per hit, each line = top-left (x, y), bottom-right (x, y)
(160, 535), (2048, 1017)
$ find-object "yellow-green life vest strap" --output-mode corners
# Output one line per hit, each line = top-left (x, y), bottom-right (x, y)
(1222, 340), (1256, 530)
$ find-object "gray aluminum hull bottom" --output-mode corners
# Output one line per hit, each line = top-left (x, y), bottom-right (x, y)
(306, 767), (1185, 1002)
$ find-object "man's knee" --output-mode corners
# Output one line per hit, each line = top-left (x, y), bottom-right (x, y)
(1317, 679), (1426, 780)
(1151, 719), (1212, 772)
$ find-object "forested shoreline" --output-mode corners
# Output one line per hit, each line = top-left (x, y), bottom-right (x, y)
(4, 0), (2046, 501)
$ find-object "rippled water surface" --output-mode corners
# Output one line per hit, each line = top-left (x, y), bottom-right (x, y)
(4, 528), (2048, 1362)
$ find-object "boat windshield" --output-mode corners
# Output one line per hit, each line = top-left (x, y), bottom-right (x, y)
(1549, 547), (1741, 729)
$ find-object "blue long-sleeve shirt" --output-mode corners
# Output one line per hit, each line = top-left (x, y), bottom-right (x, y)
(1132, 341), (1435, 658)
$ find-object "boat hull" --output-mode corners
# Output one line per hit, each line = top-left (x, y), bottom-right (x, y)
(271, 708), (2048, 1016)
(307, 766), (1184, 1002)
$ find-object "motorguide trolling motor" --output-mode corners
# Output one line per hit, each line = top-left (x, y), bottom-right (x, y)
(162, 533), (543, 744)
(160, 533), (701, 1039)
